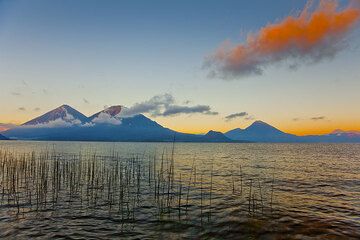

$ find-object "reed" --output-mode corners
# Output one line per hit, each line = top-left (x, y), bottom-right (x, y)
(0, 149), (276, 224)
(185, 158), (195, 214)
(208, 161), (213, 221)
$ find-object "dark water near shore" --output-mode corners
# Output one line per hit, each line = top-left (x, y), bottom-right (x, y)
(0, 141), (359, 239)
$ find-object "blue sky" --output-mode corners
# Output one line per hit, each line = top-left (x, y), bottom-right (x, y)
(1, 0), (359, 134)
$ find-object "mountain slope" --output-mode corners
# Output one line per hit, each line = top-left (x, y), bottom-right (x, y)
(89, 106), (122, 121)
(225, 128), (243, 140)
(0, 134), (8, 140)
(24, 104), (89, 126)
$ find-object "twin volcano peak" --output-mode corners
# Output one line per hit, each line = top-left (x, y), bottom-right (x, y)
(2, 105), (238, 143)
(23, 104), (125, 126)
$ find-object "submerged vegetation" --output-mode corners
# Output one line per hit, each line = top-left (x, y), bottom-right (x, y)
(0, 147), (276, 223)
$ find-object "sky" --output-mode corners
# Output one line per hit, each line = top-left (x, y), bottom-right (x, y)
(0, 0), (360, 135)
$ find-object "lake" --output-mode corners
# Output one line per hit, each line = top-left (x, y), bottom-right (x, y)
(0, 141), (359, 239)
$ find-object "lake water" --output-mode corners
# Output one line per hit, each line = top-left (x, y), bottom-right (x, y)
(0, 141), (359, 239)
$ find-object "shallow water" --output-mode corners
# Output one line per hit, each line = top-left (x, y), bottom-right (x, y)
(0, 141), (359, 239)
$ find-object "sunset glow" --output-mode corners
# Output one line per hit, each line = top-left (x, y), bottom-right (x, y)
(1, 1), (360, 239)
(0, 0), (360, 136)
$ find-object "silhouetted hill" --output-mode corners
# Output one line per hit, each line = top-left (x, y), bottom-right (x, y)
(225, 121), (298, 142)
(203, 130), (234, 142)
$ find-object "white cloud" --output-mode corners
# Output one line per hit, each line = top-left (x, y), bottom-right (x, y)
(21, 118), (74, 128)
(91, 112), (122, 125)
(81, 122), (95, 127)
(21, 111), (89, 129)
(63, 113), (82, 125)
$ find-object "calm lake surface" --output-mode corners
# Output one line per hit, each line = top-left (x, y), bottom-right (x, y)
(0, 141), (359, 239)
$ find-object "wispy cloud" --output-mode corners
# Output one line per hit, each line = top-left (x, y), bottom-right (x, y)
(21, 80), (28, 87)
(18, 107), (26, 111)
(225, 112), (249, 121)
(11, 92), (21, 96)
(205, 0), (360, 79)
(21, 119), (92, 129)
(23, 119), (75, 128)
(34, 107), (41, 112)
(244, 115), (255, 121)
(121, 94), (218, 117)
(311, 116), (326, 121)
(163, 105), (218, 116)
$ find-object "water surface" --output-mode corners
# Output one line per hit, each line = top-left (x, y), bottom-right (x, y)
(0, 141), (359, 239)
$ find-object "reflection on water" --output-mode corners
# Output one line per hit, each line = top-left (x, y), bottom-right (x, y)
(0, 141), (359, 239)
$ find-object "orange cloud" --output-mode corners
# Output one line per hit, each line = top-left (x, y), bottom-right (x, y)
(206, 0), (360, 79)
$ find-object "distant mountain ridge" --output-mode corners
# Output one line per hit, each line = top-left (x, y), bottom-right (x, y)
(329, 129), (360, 137)
(225, 121), (360, 143)
(2, 105), (234, 143)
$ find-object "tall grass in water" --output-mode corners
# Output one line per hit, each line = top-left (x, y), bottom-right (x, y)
(0, 149), (276, 223)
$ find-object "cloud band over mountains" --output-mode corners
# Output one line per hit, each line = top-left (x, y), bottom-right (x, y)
(122, 94), (218, 117)
(205, 0), (360, 79)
